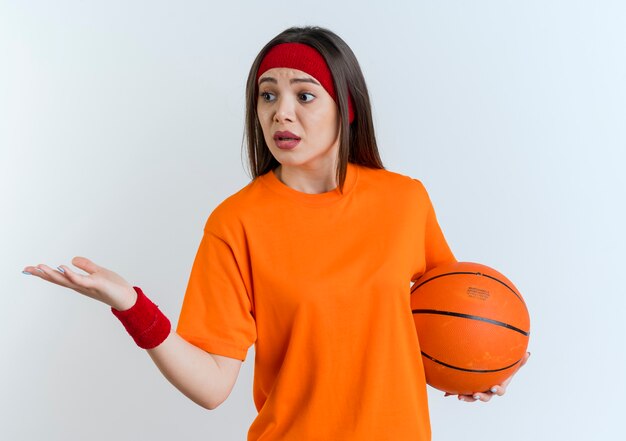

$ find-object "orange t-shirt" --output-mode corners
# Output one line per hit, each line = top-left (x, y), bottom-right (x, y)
(177, 162), (456, 440)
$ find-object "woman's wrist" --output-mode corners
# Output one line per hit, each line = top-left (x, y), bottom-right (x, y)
(111, 286), (171, 349)
(111, 286), (138, 311)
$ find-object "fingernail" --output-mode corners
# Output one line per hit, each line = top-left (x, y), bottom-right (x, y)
(473, 395), (481, 400)
(490, 387), (498, 393)
(57, 266), (65, 273)
(22, 271), (32, 275)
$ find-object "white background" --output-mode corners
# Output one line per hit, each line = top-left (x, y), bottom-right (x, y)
(2, 1), (625, 440)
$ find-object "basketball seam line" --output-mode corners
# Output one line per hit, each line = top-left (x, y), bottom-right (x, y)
(411, 271), (525, 304)
(412, 308), (530, 336)
(421, 351), (522, 373)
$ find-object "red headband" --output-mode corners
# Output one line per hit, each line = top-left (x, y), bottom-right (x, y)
(257, 42), (354, 123)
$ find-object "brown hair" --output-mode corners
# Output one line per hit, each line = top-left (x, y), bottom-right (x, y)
(244, 26), (384, 193)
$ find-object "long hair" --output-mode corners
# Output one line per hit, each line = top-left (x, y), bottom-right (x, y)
(244, 26), (384, 193)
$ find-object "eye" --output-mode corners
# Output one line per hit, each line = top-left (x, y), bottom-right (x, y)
(299, 92), (315, 103)
(259, 91), (276, 102)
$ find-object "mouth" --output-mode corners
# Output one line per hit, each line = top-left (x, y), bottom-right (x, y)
(273, 131), (301, 150)
(273, 131), (301, 141)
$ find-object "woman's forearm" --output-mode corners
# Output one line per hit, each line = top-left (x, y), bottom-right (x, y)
(146, 332), (228, 410)
(22, 260), (234, 410)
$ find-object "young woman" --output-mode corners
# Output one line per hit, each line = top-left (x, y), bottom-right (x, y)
(23, 26), (529, 440)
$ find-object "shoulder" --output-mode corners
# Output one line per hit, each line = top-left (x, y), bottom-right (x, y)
(359, 165), (430, 200)
(204, 177), (266, 237)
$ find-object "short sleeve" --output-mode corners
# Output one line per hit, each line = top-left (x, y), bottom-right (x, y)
(424, 200), (457, 271)
(176, 228), (257, 361)
(414, 179), (457, 273)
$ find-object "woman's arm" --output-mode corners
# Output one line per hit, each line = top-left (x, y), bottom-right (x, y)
(147, 331), (243, 410)
(22, 257), (241, 410)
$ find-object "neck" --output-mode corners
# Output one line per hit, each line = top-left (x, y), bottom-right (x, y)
(274, 162), (339, 194)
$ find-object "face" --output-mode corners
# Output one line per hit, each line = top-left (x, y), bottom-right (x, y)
(256, 67), (340, 172)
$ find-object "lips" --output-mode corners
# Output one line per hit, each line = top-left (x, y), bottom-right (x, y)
(273, 131), (301, 150)
(273, 131), (301, 141)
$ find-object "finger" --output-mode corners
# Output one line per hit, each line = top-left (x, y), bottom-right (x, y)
(458, 394), (478, 402)
(489, 385), (506, 396)
(33, 264), (74, 288)
(472, 392), (493, 402)
(71, 256), (101, 275)
(23, 266), (45, 277)
(490, 374), (514, 397)
(57, 264), (94, 289)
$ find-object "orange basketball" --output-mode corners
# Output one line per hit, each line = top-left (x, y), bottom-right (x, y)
(410, 261), (530, 395)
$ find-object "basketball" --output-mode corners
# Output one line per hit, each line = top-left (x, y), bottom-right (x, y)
(410, 261), (530, 395)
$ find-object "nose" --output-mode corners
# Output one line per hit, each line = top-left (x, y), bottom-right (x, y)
(273, 95), (296, 124)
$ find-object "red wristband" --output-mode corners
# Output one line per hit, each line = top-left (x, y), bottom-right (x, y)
(111, 286), (171, 349)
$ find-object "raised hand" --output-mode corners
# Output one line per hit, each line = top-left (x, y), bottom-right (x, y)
(22, 256), (137, 311)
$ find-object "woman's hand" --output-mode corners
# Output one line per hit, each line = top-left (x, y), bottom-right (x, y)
(23, 256), (137, 311)
(445, 351), (531, 402)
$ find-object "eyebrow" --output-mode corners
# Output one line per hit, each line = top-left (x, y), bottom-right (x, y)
(258, 76), (321, 86)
